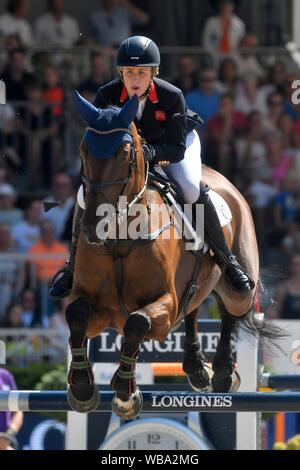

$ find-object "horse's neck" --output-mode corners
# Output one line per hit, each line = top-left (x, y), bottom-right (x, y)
(128, 125), (146, 203)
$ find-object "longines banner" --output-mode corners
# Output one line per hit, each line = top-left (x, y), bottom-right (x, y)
(89, 320), (235, 363)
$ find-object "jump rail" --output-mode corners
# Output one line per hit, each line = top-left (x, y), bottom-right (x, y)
(1, 390), (300, 413)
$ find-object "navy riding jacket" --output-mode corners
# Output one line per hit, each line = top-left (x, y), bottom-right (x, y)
(93, 77), (188, 165)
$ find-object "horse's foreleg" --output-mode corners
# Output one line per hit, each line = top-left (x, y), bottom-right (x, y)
(65, 298), (100, 412)
(183, 308), (213, 392)
(111, 311), (151, 420)
(212, 301), (241, 392)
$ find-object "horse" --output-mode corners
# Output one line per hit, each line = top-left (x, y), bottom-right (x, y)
(65, 91), (274, 418)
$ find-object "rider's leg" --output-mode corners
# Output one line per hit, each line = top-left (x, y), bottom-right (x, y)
(162, 130), (254, 293)
(49, 195), (84, 299)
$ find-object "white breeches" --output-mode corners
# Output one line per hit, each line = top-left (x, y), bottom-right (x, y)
(155, 129), (202, 203)
(77, 129), (202, 209)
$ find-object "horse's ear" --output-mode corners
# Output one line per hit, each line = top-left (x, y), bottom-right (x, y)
(119, 94), (139, 127)
(73, 90), (100, 126)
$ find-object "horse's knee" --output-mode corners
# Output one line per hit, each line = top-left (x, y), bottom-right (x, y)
(123, 312), (151, 343)
(65, 298), (90, 332)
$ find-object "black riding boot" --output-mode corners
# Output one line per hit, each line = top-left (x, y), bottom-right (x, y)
(49, 202), (84, 299)
(196, 184), (255, 293)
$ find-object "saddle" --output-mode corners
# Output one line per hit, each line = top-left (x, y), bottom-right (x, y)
(147, 169), (233, 254)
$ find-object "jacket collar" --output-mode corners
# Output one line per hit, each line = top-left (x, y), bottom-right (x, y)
(120, 81), (159, 104)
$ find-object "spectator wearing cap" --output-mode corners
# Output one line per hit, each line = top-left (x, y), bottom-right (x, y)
(0, 183), (23, 227)
(202, 0), (245, 58)
(0, 0), (33, 49)
(35, 0), (80, 49)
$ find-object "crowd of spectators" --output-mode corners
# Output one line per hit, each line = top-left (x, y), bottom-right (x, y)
(0, 0), (300, 334)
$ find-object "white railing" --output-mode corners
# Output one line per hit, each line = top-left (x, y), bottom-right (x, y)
(0, 328), (68, 366)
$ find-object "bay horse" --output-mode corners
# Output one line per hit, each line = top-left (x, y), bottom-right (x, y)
(65, 92), (273, 418)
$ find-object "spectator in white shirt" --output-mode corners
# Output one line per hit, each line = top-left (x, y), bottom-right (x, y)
(203, 0), (245, 59)
(35, 0), (80, 48)
(0, 0), (33, 49)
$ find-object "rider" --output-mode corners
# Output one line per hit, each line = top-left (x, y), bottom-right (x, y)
(49, 36), (254, 299)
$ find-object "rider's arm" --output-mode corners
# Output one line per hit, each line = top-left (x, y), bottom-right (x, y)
(147, 91), (187, 165)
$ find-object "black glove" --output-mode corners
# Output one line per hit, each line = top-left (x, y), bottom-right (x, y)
(142, 144), (156, 162)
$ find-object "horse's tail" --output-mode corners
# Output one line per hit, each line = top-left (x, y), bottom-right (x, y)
(234, 279), (286, 346)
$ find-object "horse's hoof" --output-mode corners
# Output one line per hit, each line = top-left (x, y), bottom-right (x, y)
(111, 388), (143, 420)
(187, 364), (213, 392)
(212, 370), (241, 392)
(67, 383), (100, 413)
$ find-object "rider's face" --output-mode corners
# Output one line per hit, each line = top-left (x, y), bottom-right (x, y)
(122, 67), (152, 97)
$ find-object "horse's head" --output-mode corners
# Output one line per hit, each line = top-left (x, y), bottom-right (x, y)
(73, 91), (143, 244)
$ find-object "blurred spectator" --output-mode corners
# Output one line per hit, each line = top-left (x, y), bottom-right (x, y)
(247, 179), (279, 244)
(263, 91), (287, 133)
(0, 103), (21, 172)
(273, 174), (300, 231)
(16, 77), (60, 189)
(35, 0), (80, 49)
(260, 62), (287, 100)
(235, 111), (267, 189)
(0, 183), (23, 227)
(88, 0), (149, 48)
(171, 55), (198, 95)
(28, 219), (68, 284)
(279, 114), (296, 150)
(1, 303), (25, 328)
(206, 92), (246, 179)
(264, 132), (292, 188)
(11, 200), (43, 253)
(281, 221), (300, 257)
(216, 57), (239, 95)
(0, 0), (33, 49)
(43, 172), (74, 240)
(268, 254), (300, 319)
(235, 73), (267, 115)
(185, 67), (221, 123)
(42, 65), (65, 118)
(78, 52), (109, 101)
(1, 48), (33, 101)
(28, 220), (68, 317)
(234, 34), (265, 81)
(0, 224), (23, 320)
(18, 288), (42, 327)
(0, 368), (23, 451)
(42, 64), (65, 157)
(202, 0), (245, 58)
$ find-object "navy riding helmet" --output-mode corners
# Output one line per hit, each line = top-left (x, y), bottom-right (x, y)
(116, 36), (160, 67)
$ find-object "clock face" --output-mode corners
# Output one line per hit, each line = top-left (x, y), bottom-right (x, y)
(99, 418), (211, 450)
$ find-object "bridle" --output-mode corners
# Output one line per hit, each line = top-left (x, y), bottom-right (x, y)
(81, 124), (149, 215)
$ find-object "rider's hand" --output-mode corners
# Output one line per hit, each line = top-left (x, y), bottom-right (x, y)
(142, 144), (156, 162)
